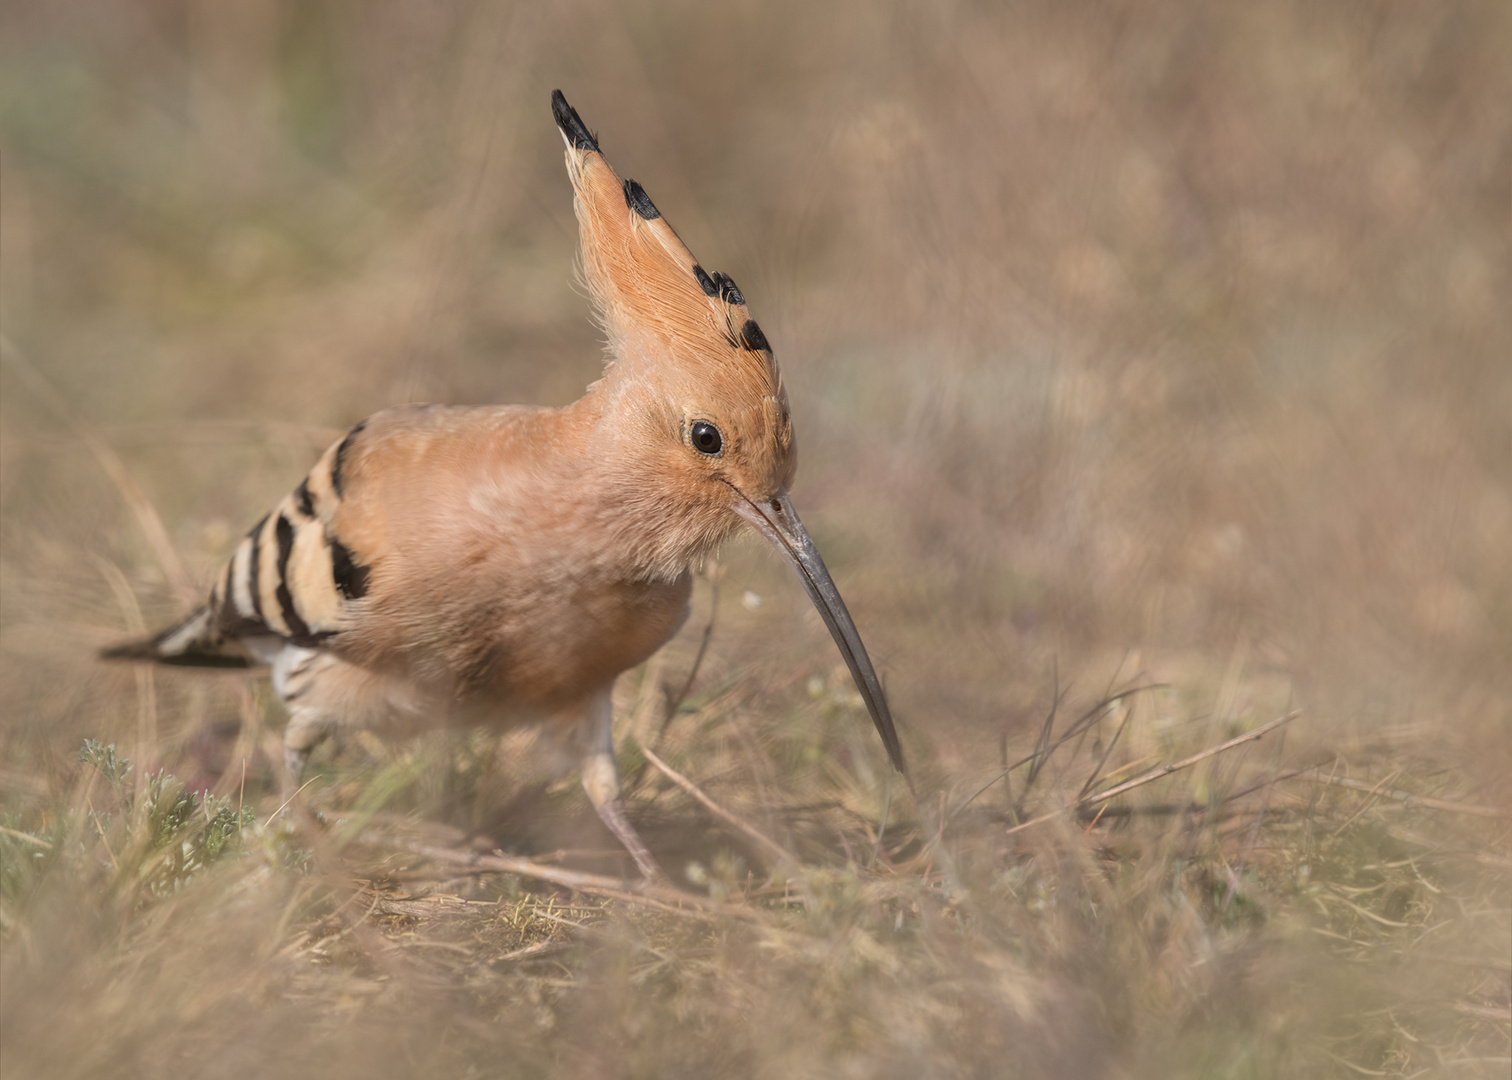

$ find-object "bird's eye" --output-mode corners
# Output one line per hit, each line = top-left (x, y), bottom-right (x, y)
(690, 421), (723, 456)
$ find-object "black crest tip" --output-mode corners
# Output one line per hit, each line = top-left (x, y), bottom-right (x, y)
(739, 318), (771, 353)
(551, 90), (599, 152)
(623, 179), (660, 220)
(692, 264), (718, 297)
(711, 271), (745, 306)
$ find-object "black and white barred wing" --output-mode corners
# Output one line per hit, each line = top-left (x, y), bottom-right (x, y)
(102, 421), (375, 668)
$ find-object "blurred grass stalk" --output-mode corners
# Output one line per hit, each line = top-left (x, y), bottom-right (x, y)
(2, 0), (1509, 1077)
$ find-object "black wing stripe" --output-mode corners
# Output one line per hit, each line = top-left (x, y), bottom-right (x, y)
(331, 420), (367, 499)
(246, 515), (268, 623)
(328, 536), (371, 600)
(273, 514), (313, 641)
(215, 557), (235, 624)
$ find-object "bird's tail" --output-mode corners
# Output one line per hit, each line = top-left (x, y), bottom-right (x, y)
(100, 606), (250, 669)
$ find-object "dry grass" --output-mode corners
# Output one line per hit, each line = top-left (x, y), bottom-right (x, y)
(2, 2), (1509, 1077)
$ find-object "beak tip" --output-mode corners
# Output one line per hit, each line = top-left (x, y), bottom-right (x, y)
(732, 484), (911, 798)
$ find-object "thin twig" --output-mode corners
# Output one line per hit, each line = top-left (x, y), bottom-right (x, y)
(1022, 658), (1062, 793)
(356, 832), (770, 923)
(640, 746), (796, 868)
(0, 825), (52, 849)
(1317, 890), (1411, 928)
(1066, 802), (1251, 821)
(1067, 657), (1134, 792)
(1224, 721), (1288, 910)
(1082, 713), (1297, 805)
(492, 941), (574, 965)
(95, 556), (159, 763)
(1329, 769), (1404, 836)
(872, 770), (893, 865)
(1224, 763), (1331, 803)
(263, 776), (321, 828)
(1313, 1046), (1392, 1076)
(1304, 772), (1508, 820)
(1078, 698), (1137, 799)
(953, 682), (1168, 825)
(1451, 1004), (1512, 1023)
(659, 568), (719, 740)
(1005, 712), (1298, 837)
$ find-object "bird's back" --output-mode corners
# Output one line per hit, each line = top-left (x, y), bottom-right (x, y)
(115, 399), (694, 722)
(333, 400), (696, 709)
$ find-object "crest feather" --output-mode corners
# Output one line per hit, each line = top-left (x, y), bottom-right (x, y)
(550, 91), (777, 389)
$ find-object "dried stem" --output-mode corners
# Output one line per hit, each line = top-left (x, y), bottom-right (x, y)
(660, 567), (719, 739)
(953, 681), (1168, 825)
(1006, 712), (1299, 837)
(357, 832), (770, 923)
(1305, 771), (1507, 819)
(2, 334), (198, 605)
(641, 745), (796, 869)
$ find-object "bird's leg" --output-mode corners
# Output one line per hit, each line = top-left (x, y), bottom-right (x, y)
(284, 744), (311, 785)
(282, 707), (335, 791)
(578, 690), (666, 883)
(272, 709), (333, 839)
(273, 645), (333, 793)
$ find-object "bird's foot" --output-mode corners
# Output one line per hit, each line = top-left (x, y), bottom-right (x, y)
(591, 795), (668, 886)
(284, 745), (311, 783)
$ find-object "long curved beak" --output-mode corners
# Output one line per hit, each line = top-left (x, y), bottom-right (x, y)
(729, 486), (909, 784)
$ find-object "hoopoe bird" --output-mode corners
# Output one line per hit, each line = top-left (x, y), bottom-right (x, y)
(104, 91), (906, 881)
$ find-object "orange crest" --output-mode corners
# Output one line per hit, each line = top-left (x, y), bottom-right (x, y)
(552, 91), (781, 401)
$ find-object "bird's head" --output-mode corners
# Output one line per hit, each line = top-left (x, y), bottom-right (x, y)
(552, 90), (907, 782)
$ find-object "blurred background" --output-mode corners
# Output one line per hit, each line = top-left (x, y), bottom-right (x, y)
(2, 1), (1509, 1077)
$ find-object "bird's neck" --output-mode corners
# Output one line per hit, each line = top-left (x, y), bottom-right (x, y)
(555, 380), (735, 582)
